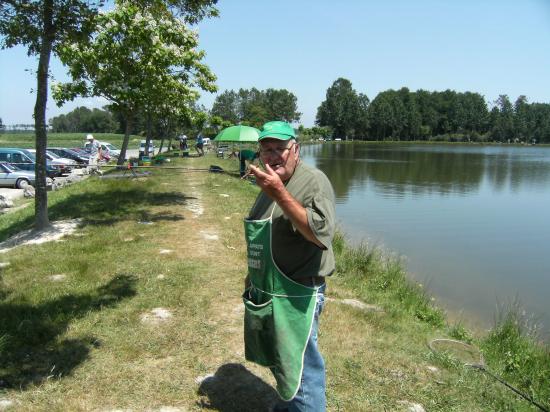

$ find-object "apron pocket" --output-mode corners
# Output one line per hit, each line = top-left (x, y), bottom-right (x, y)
(243, 293), (276, 367)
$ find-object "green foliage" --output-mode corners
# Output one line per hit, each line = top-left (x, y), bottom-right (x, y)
(448, 321), (474, 343)
(53, 2), (216, 115)
(297, 125), (331, 142)
(481, 301), (550, 409)
(211, 87), (301, 127)
(49, 106), (118, 133)
(316, 78), (369, 140)
(0, 1), (102, 54)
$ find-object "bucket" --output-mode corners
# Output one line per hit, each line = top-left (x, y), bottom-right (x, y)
(140, 156), (151, 166)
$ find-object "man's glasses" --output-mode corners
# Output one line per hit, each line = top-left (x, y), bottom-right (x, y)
(258, 143), (296, 157)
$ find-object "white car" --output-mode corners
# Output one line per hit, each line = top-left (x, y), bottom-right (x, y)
(98, 141), (121, 158)
(27, 149), (77, 175)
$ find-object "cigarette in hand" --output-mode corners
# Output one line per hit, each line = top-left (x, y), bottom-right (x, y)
(241, 169), (253, 179)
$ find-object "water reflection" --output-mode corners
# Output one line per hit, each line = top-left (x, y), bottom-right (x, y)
(303, 143), (550, 201)
(301, 142), (550, 339)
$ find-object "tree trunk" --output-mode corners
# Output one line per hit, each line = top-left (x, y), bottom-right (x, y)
(118, 113), (133, 166)
(34, 0), (55, 231)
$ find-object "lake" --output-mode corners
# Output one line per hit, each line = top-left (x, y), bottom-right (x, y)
(301, 142), (550, 339)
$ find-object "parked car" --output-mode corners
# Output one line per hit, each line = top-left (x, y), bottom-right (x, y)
(71, 147), (93, 159)
(27, 149), (77, 175)
(99, 141), (121, 158)
(83, 141), (118, 159)
(0, 148), (60, 177)
(0, 162), (53, 189)
(47, 147), (89, 165)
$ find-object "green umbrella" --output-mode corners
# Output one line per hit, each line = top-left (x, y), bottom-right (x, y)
(214, 125), (260, 143)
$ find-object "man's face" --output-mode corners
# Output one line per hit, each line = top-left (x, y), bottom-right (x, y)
(259, 138), (299, 182)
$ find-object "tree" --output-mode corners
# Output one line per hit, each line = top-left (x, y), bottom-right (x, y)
(0, 118), (4, 133)
(354, 93), (370, 139)
(211, 90), (240, 124)
(263, 88), (301, 123)
(49, 106), (117, 132)
(514, 95), (529, 142)
(1, 0), (102, 230)
(53, 1), (217, 164)
(491, 95), (514, 142)
(316, 78), (365, 140)
(211, 87), (300, 127)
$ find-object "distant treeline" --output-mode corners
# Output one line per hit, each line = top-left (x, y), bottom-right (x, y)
(48, 106), (185, 139)
(46, 79), (550, 144)
(315, 78), (550, 143)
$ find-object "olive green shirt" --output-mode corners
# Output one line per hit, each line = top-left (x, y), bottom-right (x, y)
(248, 161), (336, 280)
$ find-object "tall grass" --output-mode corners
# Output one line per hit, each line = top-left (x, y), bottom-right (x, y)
(481, 300), (550, 408)
(333, 231), (445, 327)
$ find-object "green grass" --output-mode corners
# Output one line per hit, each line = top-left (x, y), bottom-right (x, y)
(0, 132), (148, 149)
(0, 151), (548, 411)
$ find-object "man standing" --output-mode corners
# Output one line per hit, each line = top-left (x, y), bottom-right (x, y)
(195, 133), (205, 156)
(86, 134), (102, 175)
(244, 121), (336, 411)
(238, 148), (258, 177)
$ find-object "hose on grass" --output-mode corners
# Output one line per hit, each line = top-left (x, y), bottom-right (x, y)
(428, 338), (549, 412)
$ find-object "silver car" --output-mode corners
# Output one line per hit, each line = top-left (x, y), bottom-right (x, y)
(0, 162), (52, 188)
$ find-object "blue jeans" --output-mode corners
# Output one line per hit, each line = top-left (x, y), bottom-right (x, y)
(280, 284), (326, 412)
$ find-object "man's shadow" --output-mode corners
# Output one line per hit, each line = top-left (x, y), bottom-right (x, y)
(0, 274), (136, 389)
(197, 363), (280, 412)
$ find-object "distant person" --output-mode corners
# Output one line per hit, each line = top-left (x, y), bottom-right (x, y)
(179, 134), (188, 150)
(86, 134), (102, 175)
(238, 149), (258, 177)
(195, 133), (205, 156)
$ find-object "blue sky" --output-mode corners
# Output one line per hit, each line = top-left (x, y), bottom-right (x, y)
(1, 0), (549, 127)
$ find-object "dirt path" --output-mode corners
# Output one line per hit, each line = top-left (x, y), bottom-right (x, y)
(152, 161), (280, 410)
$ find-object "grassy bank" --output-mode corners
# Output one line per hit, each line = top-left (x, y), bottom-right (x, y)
(0, 153), (548, 411)
(0, 132), (145, 149)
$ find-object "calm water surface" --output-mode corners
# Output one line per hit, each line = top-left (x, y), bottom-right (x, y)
(301, 143), (550, 338)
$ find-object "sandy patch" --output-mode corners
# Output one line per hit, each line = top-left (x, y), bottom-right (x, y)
(327, 297), (384, 312)
(185, 193), (204, 218)
(232, 303), (244, 316)
(0, 219), (81, 254)
(219, 193), (230, 197)
(156, 407), (187, 412)
(200, 231), (219, 241)
(159, 249), (173, 254)
(195, 374), (215, 384)
(0, 399), (15, 410)
(397, 400), (425, 412)
(0, 262), (10, 269)
(48, 274), (67, 282)
(140, 307), (173, 324)
(157, 274), (166, 280)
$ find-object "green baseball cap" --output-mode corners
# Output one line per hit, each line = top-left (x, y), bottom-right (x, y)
(258, 121), (296, 141)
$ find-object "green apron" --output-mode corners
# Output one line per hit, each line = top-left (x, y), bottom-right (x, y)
(243, 206), (319, 401)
